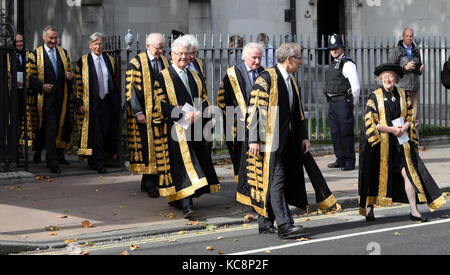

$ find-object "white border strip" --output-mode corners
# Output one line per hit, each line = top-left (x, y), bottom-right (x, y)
(230, 218), (450, 255)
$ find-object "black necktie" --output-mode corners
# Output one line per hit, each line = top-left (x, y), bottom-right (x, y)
(153, 58), (160, 73)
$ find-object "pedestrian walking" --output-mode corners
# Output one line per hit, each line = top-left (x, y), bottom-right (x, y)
(358, 63), (446, 222)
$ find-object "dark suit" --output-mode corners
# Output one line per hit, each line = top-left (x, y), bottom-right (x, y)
(126, 53), (170, 197)
(28, 45), (74, 169)
(75, 53), (121, 170)
(159, 65), (219, 210)
(247, 66), (307, 230)
(217, 63), (264, 181)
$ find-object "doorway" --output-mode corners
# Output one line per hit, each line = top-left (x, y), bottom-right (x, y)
(317, 0), (346, 64)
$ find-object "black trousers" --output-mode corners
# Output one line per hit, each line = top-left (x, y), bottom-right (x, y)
(35, 104), (59, 168)
(88, 95), (112, 169)
(328, 100), (355, 166)
(259, 135), (295, 229)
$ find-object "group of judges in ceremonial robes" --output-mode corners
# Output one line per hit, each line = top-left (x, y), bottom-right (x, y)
(1, 25), (445, 239)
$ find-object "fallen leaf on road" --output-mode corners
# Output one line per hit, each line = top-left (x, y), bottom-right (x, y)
(244, 214), (255, 223)
(394, 232), (401, 236)
(265, 250), (271, 254)
(335, 203), (342, 211)
(440, 214), (450, 219)
(186, 220), (199, 226)
(217, 236), (225, 240)
(130, 245), (140, 251)
(205, 246), (214, 251)
(84, 241), (94, 246)
(48, 232), (57, 236)
(64, 239), (78, 244)
(80, 251), (89, 256)
(168, 239), (177, 243)
(56, 215), (68, 219)
(178, 231), (188, 235)
(296, 237), (309, 242)
(119, 205), (127, 208)
(45, 226), (60, 231)
(120, 251), (130, 255)
(218, 250), (224, 255)
(166, 213), (175, 219)
(81, 220), (94, 228)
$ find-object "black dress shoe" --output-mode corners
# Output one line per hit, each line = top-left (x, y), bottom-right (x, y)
(33, 152), (42, 163)
(259, 225), (278, 234)
(97, 167), (106, 174)
(183, 208), (195, 219)
(147, 190), (160, 198)
(410, 213), (429, 223)
(278, 225), (304, 239)
(365, 207), (376, 222)
(328, 162), (344, 168)
(341, 165), (355, 171)
(49, 167), (61, 174)
(59, 159), (70, 165)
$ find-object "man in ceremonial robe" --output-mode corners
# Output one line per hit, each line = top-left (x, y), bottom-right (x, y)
(126, 33), (170, 197)
(155, 36), (220, 219)
(216, 42), (265, 183)
(27, 26), (75, 174)
(74, 33), (121, 173)
(236, 43), (337, 239)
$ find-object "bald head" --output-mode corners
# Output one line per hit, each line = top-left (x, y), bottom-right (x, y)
(146, 33), (165, 58)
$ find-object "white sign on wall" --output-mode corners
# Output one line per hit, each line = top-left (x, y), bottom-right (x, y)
(66, 0), (81, 7)
(367, 0), (381, 7)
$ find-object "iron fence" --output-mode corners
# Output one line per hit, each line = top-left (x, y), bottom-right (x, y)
(106, 32), (450, 151)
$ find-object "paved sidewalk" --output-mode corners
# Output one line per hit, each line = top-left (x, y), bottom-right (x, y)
(0, 139), (449, 254)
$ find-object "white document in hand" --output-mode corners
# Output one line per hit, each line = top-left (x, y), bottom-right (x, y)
(175, 103), (197, 130)
(17, 72), (23, 89)
(391, 117), (410, 145)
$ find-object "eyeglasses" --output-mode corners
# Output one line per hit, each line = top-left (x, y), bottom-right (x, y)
(381, 75), (395, 80)
(150, 44), (164, 51)
(290, 56), (302, 61)
(173, 51), (192, 57)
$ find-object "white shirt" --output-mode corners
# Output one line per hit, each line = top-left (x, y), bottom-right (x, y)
(44, 44), (56, 59)
(277, 63), (294, 110)
(336, 53), (361, 106)
(91, 52), (109, 95)
(147, 51), (161, 72)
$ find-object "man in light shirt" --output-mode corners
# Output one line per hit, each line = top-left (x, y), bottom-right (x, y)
(74, 32), (121, 174)
(27, 25), (75, 174)
(325, 34), (361, 171)
(156, 36), (220, 219)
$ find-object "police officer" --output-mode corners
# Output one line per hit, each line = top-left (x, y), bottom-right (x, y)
(325, 34), (360, 171)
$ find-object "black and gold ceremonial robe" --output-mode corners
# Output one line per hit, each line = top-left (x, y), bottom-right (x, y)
(217, 64), (266, 183)
(4, 51), (33, 151)
(236, 67), (337, 218)
(358, 87), (446, 216)
(192, 58), (206, 81)
(125, 52), (170, 175)
(155, 66), (220, 203)
(26, 45), (75, 150)
(74, 53), (121, 158)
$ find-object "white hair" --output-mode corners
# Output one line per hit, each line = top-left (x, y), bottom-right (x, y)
(146, 33), (164, 46)
(171, 36), (192, 53)
(182, 34), (199, 50)
(89, 32), (104, 43)
(242, 42), (264, 60)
